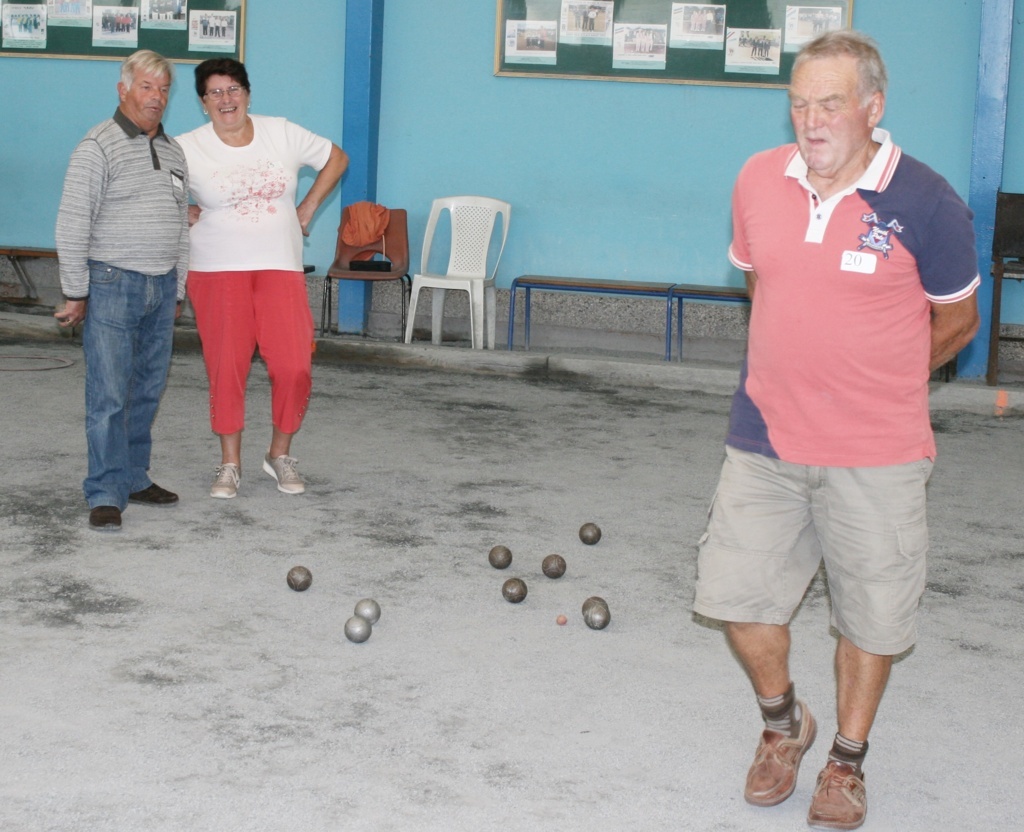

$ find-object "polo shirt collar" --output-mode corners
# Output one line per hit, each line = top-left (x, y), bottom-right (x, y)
(784, 128), (900, 194)
(113, 107), (166, 140)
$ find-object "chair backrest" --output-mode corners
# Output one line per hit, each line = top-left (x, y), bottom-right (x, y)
(420, 196), (511, 280)
(331, 207), (410, 276)
(993, 192), (1024, 260)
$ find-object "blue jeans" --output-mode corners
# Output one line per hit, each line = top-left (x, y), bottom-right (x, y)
(82, 261), (177, 510)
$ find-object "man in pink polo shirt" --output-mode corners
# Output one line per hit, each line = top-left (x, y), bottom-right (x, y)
(693, 31), (979, 830)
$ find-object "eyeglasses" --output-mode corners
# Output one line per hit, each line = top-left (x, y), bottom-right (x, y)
(204, 85), (244, 100)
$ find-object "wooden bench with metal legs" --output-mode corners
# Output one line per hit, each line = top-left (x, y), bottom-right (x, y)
(0, 246), (57, 302)
(671, 283), (750, 361)
(506, 275), (751, 361)
(507, 275), (677, 360)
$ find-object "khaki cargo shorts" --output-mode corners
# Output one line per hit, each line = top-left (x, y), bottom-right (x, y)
(693, 446), (933, 655)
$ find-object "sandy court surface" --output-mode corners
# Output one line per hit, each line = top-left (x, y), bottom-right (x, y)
(1, 332), (1022, 832)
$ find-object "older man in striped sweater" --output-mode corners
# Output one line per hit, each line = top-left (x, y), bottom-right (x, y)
(55, 50), (189, 531)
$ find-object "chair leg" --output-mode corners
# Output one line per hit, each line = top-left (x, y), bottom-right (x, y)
(468, 283), (484, 350)
(485, 284), (496, 350)
(431, 288), (446, 345)
(405, 281), (421, 344)
(320, 277), (331, 337)
(399, 275), (411, 340)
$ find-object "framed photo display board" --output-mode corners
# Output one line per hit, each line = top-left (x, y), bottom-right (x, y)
(0, 1), (245, 62)
(495, 1), (853, 88)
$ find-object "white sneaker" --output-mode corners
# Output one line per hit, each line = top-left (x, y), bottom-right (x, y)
(262, 453), (305, 494)
(211, 463), (240, 499)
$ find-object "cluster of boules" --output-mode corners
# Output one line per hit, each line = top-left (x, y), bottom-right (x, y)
(345, 598), (382, 643)
(286, 566), (380, 644)
(488, 522), (610, 629)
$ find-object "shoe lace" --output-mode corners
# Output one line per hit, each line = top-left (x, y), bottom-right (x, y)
(756, 729), (803, 765)
(214, 464), (238, 484)
(819, 763), (865, 803)
(276, 456), (300, 481)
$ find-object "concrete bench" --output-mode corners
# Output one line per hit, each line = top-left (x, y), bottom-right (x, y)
(671, 283), (750, 361)
(507, 275), (678, 360)
(0, 246), (57, 301)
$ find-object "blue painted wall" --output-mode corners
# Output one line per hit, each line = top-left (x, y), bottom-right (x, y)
(2, 0), (1018, 326)
(376, 0), (984, 297)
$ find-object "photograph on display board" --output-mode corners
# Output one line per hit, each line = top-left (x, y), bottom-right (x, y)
(47, 0), (93, 28)
(612, 23), (667, 70)
(496, 0), (853, 86)
(724, 26), (780, 74)
(505, 18), (558, 64)
(783, 4), (842, 51)
(3, 4), (47, 49)
(141, 0), (187, 30)
(188, 8), (235, 52)
(669, 3), (726, 49)
(92, 5), (138, 49)
(1, 0), (244, 60)
(560, 1), (613, 46)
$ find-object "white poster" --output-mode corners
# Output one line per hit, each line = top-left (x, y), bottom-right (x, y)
(724, 27), (781, 75)
(560, 1), (613, 47)
(47, 0), (93, 28)
(3, 3), (47, 48)
(784, 5), (843, 52)
(141, 0), (187, 31)
(669, 4), (726, 50)
(188, 8), (236, 53)
(613, 23), (667, 70)
(504, 19), (557, 65)
(92, 5), (139, 49)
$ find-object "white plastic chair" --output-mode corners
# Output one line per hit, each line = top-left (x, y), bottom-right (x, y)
(403, 196), (511, 349)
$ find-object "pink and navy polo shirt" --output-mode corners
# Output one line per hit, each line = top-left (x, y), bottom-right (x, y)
(726, 129), (980, 467)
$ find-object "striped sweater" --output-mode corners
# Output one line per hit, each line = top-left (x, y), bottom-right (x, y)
(55, 108), (190, 300)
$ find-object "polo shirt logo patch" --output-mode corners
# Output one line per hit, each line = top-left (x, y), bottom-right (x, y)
(858, 212), (904, 259)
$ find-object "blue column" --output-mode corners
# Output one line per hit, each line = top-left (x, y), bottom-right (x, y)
(961, 0), (1014, 377)
(337, 0), (385, 333)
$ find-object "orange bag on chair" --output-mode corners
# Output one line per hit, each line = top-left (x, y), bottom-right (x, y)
(341, 201), (391, 247)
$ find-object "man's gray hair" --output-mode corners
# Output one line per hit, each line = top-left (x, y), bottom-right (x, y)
(121, 50), (174, 89)
(793, 30), (887, 102)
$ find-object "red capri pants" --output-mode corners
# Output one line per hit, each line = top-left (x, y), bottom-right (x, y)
(187, 269), (313, 436)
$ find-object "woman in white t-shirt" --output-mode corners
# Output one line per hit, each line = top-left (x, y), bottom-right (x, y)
(177, 59), (348, 499)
